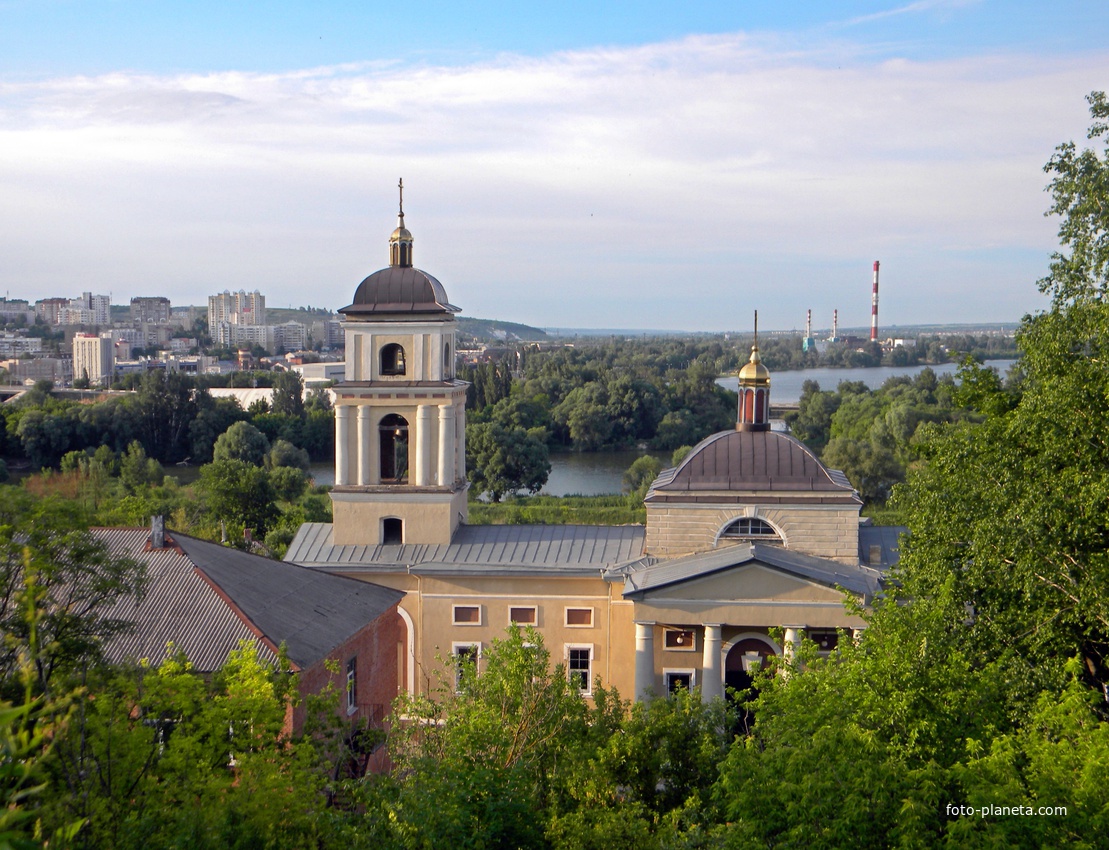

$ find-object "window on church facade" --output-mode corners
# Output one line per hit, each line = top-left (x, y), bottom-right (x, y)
(452, 605), (481, 625)
(720, 517), (780, 541)
(566, 645), (593, 695)
(509, 606), (536, 625)
(565, 607), (593, 627)
(452, 643), (479, 692)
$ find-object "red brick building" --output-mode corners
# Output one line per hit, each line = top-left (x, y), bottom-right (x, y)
(94, 523), (406, 751)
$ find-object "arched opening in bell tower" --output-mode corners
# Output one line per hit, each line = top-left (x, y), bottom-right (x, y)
(381, 344), (407, 376)
(379, 413), (410, 482)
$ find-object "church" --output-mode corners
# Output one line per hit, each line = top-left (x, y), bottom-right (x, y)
(285, 185), (896, 702)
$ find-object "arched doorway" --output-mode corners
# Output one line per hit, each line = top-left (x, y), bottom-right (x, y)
(379, 413), (409, 482)
(724, 634), (778, 734)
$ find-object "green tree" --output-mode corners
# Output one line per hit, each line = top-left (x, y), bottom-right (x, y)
(212, 421), (271, 466)
(132, 371), (196, 463)
(42, 642), (336, 850)
(268, 438), (310, 471)
(0, 489), (146, 696)
(388, 628), (598, 850)
(622, 454), (662, 506)
(198, 459), (279, 535)
(466, 422), (550, 502)
(119, 440), (164, 494)
(270, 370), (305, 417)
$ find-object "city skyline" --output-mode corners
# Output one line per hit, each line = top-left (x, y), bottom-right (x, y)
(2, 1), (1108, 332)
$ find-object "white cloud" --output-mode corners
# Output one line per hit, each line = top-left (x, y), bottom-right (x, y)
(0, 33), (1103, 330)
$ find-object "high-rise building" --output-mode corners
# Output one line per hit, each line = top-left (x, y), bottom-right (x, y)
(208, 290), (265, 334)
(72, 332), (115, 387)
(130, 296), (172, 325)
(35, 298), (70, 325)
(70, 292), (111, 325)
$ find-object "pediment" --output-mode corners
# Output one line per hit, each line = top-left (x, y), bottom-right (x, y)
(638, 562), (847, 605)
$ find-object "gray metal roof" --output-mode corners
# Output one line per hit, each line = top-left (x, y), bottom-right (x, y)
(620, 542), (884, 599)
(339, 266), (460, 316)
(94, 528), (403, 672)
(646, 430), (860, 504)
(858, 523), (906, 568)
(285, 523), (646, 575)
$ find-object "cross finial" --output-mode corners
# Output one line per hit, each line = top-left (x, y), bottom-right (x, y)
(398, 178), (404, 219)
(753, 310), (759, 345)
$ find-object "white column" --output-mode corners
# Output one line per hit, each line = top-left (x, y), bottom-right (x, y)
(782, 626), (802, 674)
(634, 621), (656, 701)
(416, 404), (434, 486)
(368, 411), (381, 485)
(701, 624), (723, 702)
(357, 407), (372, 485)
(335, 405), (351, 486)
(455, 402), (466, 484)
(437, 404), (455, 486)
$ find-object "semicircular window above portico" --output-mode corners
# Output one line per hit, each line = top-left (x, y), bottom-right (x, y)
(720, 517), (781, 542)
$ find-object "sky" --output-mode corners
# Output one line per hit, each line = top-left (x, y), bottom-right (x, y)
(1, 1), (1108, 333)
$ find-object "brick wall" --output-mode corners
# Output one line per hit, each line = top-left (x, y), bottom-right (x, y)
(292, 604), (407, 745)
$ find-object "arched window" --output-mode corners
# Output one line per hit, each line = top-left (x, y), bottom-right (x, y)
(443, 342), (452, 378)
(382, 517), (403, 545)
(381, 344), (407, 376)
(720, 517), (780, 542)
(379, 413), (409, 482)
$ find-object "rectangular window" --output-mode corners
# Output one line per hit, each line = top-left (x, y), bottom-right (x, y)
(664, 629), (696, 651)
(509, 606), (537, 625)
(565, 607), (593, 628)
(809, 630), (840, 654)
(452, 643), (480, 692)
(346, 657), (357, 714)
(664, 669), (695, 695)
(452, 605), (481, 625)
(566, 644), (593, 695)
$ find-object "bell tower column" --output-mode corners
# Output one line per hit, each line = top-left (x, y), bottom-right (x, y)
(357, 407), (372, 485)
(437, 404), (456, 486)
(416, 404), (435, 486)
(335, 405), (351, 486)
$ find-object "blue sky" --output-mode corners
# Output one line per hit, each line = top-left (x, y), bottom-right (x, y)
(2, 1), (1108, 331)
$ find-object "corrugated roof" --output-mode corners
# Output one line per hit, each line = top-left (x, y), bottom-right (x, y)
(285, 523), (646, 574)
(94, 528), (403, 671)
(621, 542), (884, 599)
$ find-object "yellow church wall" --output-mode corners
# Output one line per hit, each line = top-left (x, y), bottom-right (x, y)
(330, 489), (465, 545)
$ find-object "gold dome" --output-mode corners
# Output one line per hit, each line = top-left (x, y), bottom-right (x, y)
(390, 225), (413, 243)
(737, 345), (770, 384)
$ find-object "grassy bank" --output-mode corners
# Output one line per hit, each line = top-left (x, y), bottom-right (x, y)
(468, 494), (644, 526)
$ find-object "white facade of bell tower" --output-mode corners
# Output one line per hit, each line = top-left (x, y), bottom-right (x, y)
(330, 181), (469, 546)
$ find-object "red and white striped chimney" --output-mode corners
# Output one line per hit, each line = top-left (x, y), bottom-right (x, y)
(870, 260), (880, 342)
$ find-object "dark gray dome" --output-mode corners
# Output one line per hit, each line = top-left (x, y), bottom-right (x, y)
(338, 266), (460, 317)
(647, 430), (859, 499)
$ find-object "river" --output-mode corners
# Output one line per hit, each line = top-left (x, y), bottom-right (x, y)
(179, 359), (1020, 497)
(716, 359), (1018, 404)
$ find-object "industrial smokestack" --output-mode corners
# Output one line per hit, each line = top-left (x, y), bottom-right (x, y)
(832, 309), (838, 341)
(871, 260), (880, 342)
(805, 309), (812, 339)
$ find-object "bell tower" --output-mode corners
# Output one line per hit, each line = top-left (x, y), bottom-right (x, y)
(330, 180), (469, 545)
